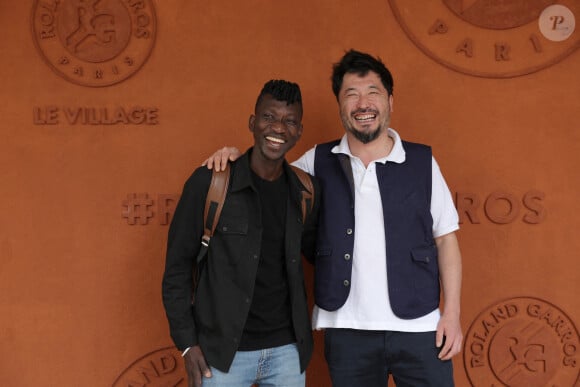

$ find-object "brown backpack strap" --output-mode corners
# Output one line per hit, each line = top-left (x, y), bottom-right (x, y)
(193, 164), (231, 303)
(291, 166), (314, 222)
(198, 163), (231, 262)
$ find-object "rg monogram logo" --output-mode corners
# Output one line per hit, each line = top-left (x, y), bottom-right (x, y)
(464, 297), (579, 386)
(32, 0), (157, 87)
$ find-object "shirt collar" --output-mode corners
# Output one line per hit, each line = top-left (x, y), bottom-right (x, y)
(331, 128), (406, 164)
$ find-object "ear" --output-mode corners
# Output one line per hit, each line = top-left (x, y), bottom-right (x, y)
(248, 114), (255, 131)
(389, 94), (394, 112)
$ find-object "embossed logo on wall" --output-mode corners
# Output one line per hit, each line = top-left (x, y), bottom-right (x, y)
(32, 0), (156, 87)
(387, 0), (580, 78)
(112, 347), (185, 387)
(464, 297), (579, 386)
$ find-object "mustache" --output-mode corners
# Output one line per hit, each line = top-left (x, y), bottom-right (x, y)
(352, 108), (379, 115)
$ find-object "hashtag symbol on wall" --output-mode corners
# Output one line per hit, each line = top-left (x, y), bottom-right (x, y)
(122, 193), (154, 225)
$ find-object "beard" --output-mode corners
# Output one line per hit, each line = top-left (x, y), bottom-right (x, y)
(344, 122), (382, 144)
(345, 123), (382, 144)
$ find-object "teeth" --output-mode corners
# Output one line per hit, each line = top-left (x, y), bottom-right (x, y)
(355, 114), (375, 121)
(266, 136), (285, 144)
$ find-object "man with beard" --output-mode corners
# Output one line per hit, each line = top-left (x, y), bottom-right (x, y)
(205, 50), (463, 386)
(163, 80), (319, 387)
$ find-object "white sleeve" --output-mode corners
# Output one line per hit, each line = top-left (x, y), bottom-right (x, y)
(291, 146), (317, 175)
(431, 156), (459, 238)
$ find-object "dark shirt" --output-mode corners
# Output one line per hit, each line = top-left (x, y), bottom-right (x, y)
(239, 170), (294, 350)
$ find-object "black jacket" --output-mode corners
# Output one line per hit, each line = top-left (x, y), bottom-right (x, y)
(162, 149), (319, 372)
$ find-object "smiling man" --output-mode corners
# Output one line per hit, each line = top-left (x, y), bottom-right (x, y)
(162, 80), (319, 387)
(298, 50), (463, 387)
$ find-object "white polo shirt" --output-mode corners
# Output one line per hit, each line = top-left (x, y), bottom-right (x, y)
(292, 128), (459, 332)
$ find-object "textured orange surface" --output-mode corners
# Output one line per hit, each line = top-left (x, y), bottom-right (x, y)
(1, 1), (579, 386)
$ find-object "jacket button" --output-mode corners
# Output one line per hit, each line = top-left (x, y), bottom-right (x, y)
(344, 254), (351, 261)
(425, 257), (430, 262)
(222, 226), (228, 231)
(343, 280), (350, 287)
(346, 228), (353, 235)
(245, 297), (251, 303)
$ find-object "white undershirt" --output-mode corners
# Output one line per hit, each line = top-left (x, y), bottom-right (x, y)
(292, 128), (459, 332)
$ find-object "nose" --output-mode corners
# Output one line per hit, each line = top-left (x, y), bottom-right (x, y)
(355, 94), (371, 109)
(270, 119), (286, 132)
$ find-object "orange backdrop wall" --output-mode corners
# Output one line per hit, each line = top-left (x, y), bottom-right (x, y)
(1, 1), (579, 386)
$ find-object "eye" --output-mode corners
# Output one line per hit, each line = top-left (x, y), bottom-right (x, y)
(285, 120), (298, 127)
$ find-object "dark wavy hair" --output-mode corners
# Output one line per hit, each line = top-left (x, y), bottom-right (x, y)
(331, 50), (394, 99)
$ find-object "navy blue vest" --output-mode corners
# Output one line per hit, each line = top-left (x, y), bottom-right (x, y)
(313, 140), (440, 319)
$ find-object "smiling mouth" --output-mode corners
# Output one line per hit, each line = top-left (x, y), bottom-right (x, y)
(266, 136), (286, 144)
(353, 113), (376, 122)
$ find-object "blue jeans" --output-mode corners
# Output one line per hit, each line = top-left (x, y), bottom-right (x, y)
(202, 343), (305, 387)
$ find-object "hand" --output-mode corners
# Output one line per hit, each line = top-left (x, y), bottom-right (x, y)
(201, 147), (241, 171)
(184, 346), (211, 387)
(436, 312), (463, 361)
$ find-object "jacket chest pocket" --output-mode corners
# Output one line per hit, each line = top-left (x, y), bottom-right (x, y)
(213, 215), (251, 267)
(218, 220), (248, 235)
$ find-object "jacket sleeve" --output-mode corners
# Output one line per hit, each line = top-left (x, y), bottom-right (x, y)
(161, 167), (211, 350)
(301, 175), (320, 263)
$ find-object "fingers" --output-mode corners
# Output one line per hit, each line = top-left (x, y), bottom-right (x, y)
(184, 346), (212, 387)
(438, 339), (453, 360)
(186, 367), (199, 387)
(195, 351), (211, 379)
(201, 148), (225, 171)
(438, 333), (463, 360)
(202, 147), (241, 171)
(217, 146), (235, 172)
(435, 328), (444, 348)
(191, 360), (211, 386)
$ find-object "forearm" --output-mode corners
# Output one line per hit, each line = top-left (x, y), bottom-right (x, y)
(435, 232), (462, 317)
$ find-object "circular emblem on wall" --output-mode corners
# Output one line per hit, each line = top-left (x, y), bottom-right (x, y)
(463, 297), (579, 386)
(112, 346), (186, 386)
(31, 0), (156, 87)
(387, 0), (580, 78)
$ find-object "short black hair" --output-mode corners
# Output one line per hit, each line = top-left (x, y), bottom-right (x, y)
(255, 79), (302, 112)
(331, 50), (394, 99)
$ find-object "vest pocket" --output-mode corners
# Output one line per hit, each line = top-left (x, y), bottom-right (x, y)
(411, 244), (437, 264)
(410, 244), (440, 303)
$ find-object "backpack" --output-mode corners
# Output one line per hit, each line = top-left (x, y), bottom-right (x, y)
(195, 163), (314, 265)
